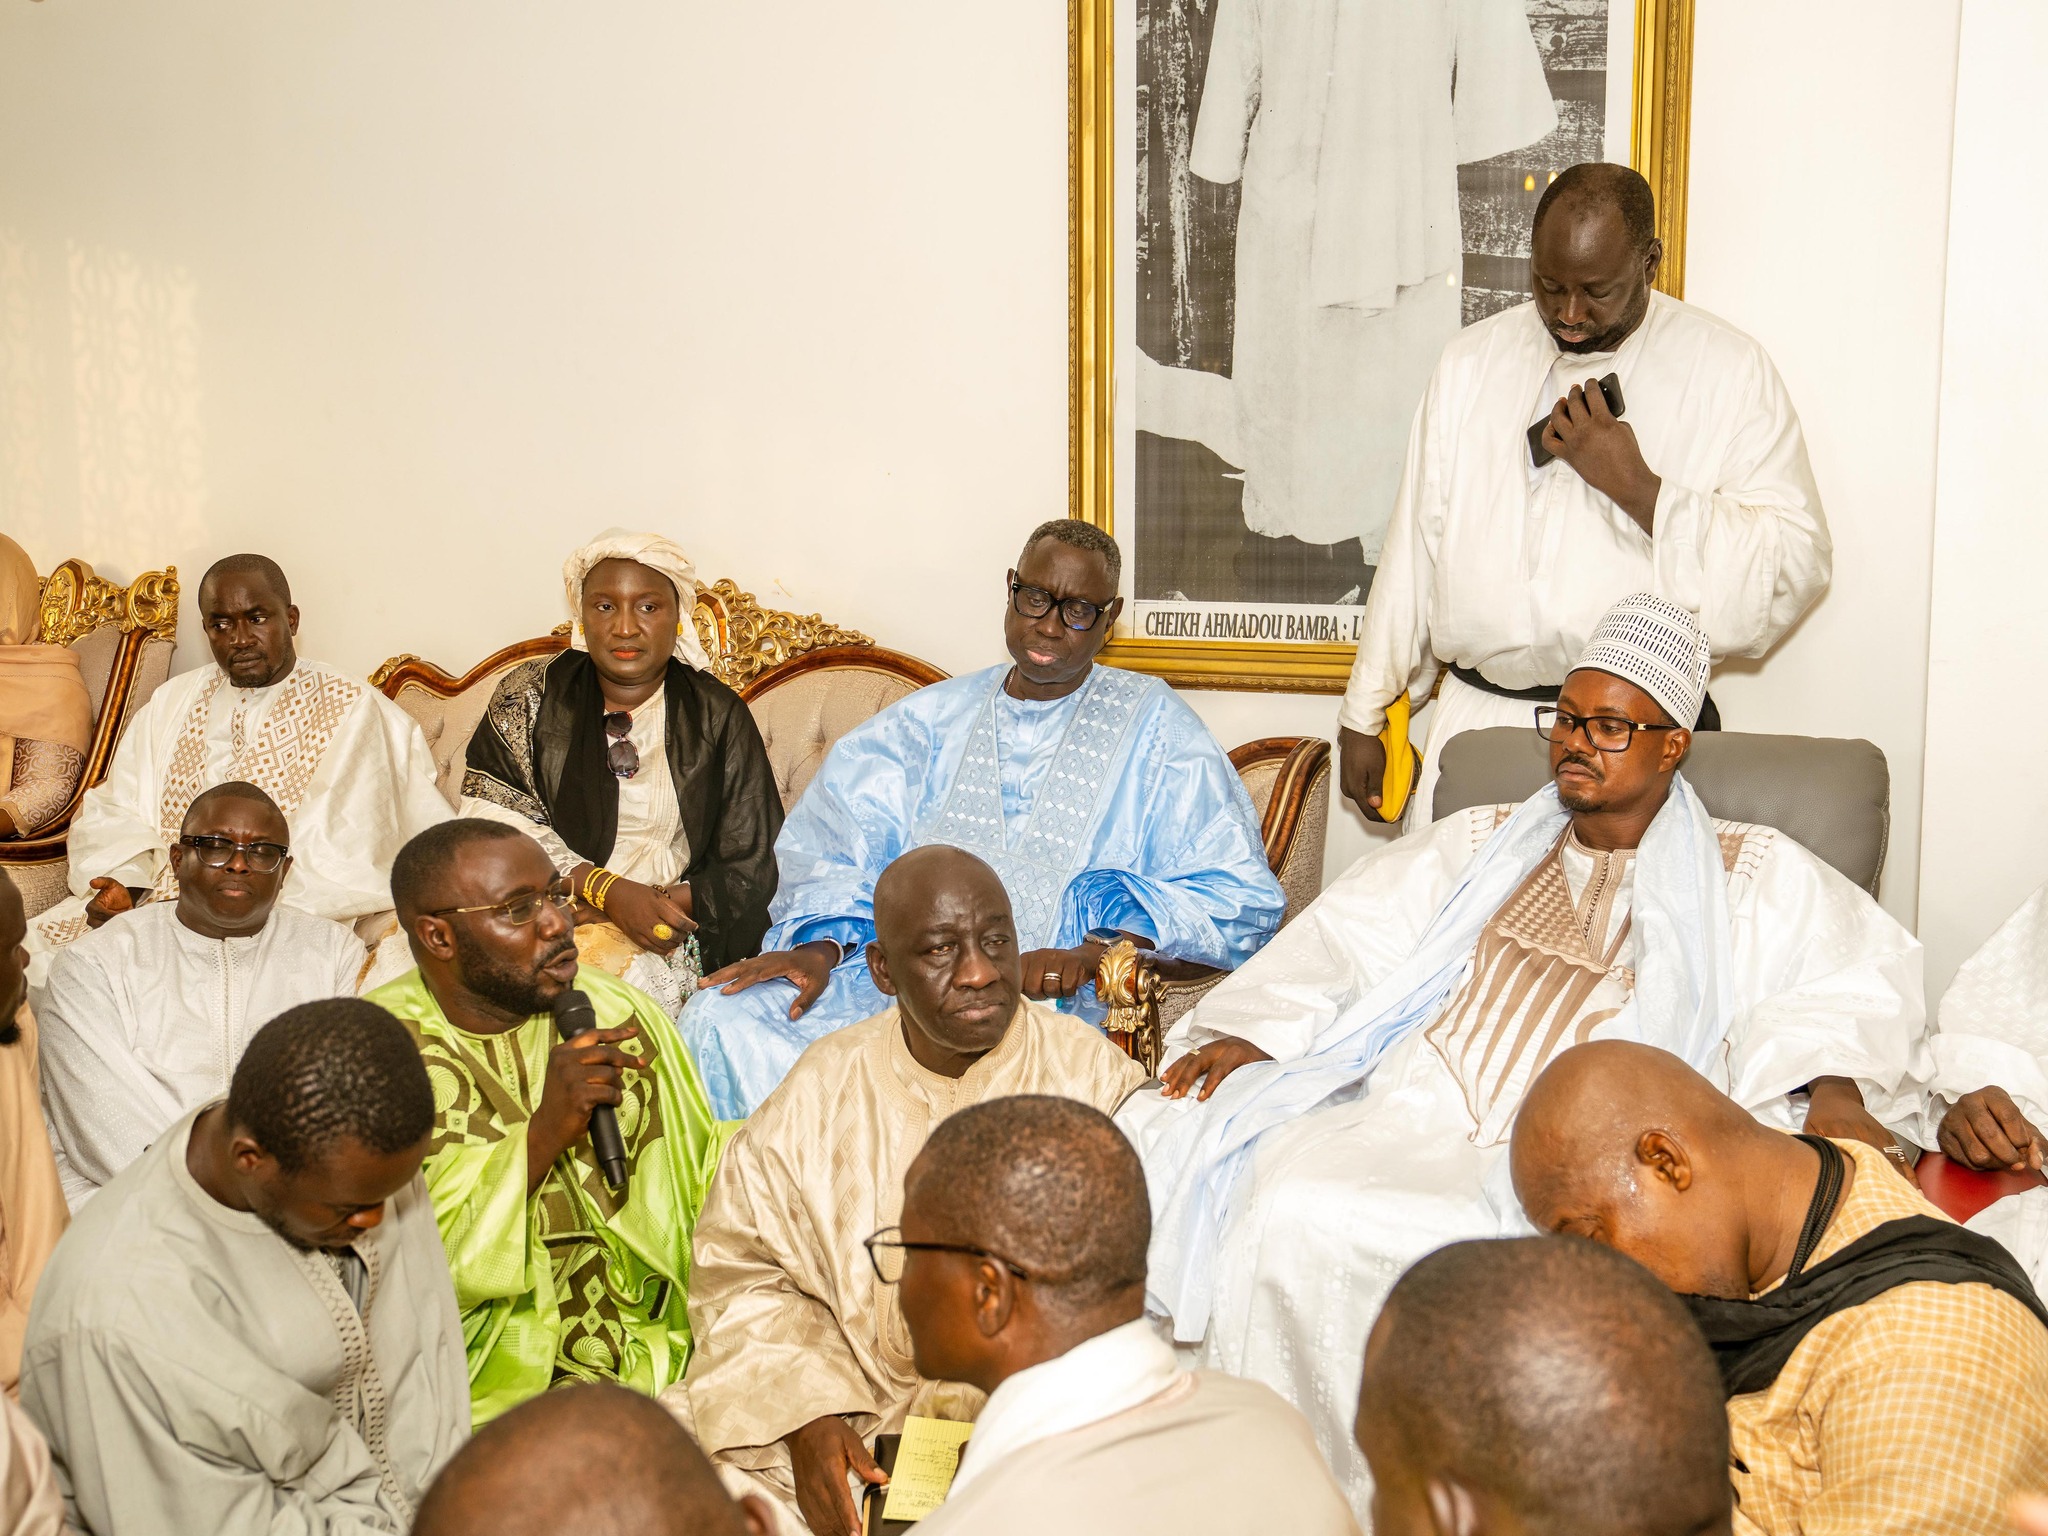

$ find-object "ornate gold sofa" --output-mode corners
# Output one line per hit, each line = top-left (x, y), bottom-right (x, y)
(374, 580), (1332, 1064)
(0, 561), (182, 917)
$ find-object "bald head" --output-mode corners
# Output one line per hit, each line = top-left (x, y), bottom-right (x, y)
(909, 1095), (1148, 1316)
(414, 1384), (768, 1536)
(1513, 1041), (1796, 1299)
(872, 844), (1007, 951)
(1513, 1042), (1752, 1212)
(1357, 1237), (1730, 1536)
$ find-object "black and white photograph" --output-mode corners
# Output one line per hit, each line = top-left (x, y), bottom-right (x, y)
(1111, 0), (1629, 664)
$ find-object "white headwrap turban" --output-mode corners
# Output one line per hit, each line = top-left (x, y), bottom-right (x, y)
(1573, 592), (1711, 728)
(562, 528), (715, 673)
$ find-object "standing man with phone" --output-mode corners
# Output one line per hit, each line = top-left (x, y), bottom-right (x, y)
(371, 819), (726, 1425)
(1337, 161), (1830, 825)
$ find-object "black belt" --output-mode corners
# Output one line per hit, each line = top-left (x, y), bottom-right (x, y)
(1448, 662), (1722, 732)
(1448, 663), (1559, 702)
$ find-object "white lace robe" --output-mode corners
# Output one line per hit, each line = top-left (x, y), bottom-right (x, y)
(30, 660), (450, 967)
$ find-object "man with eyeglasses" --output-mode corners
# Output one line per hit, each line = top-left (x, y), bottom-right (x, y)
(367, 819), (724, 1424)
(35, 781), (366, 1208)
(886, 1095), (1355, 1536)
(671, 845), (1146, 1536)
(1118, 593), (1927, 1521)
(680, 518), (1283, 1119)
(28, 552), (450, 970)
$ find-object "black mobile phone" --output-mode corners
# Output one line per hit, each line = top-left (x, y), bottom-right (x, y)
(1528, 371), (1626, 467)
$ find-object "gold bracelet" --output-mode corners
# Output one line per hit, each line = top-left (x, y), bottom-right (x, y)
(584, 868), (620, 913)
(595, 872), (622, 912)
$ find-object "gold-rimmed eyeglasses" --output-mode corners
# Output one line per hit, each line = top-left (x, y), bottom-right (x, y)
(424, 881), (577, 927)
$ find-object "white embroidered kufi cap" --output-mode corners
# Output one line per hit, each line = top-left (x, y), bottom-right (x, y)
(1571, 593), (1711, 727)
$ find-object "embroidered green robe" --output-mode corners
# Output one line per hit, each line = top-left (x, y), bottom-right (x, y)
(369, 965), (730, 1424)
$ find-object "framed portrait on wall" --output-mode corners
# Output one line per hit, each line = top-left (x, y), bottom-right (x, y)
(1072, 0), (1696, 691)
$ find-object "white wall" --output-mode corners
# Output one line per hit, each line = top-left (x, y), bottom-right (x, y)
(1685, 0), (1962, 927)
(1918, 0), (2048, 996)
(0, 0), (2014, 944)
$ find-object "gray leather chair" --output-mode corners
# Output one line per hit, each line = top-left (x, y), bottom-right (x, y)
(1432, 727), (1891, 895)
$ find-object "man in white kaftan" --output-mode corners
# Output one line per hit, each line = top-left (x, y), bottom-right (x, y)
(35, 783), (365, 1208)
(1185, 0), (1554, 557)
(680, 523), (1282, 1118)
(21, 1001), (470, 1535)
(28, 555), (447, 966)
(1122, 596), (1927, 1520)
(1914, 879), (2048, 1290)
(1336, 165), (1830, 825)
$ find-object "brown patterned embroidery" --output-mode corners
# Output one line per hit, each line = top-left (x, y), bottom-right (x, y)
(150, 667), (365, 900)
(1428, 836), (1633, 1136)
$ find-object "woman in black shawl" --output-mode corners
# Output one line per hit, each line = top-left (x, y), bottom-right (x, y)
(463, 530), (781, 1014)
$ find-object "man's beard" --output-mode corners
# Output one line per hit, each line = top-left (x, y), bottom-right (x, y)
(1549, 283), (1652, 355)
(1555, 757), (1604, 812)
(458, 937), (574, 1019)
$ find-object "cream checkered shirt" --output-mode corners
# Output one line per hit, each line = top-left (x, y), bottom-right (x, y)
(1730, 1137), (2048, 1535)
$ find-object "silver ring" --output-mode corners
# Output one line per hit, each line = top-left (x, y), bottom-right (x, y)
(1042, 971), (1062, 987)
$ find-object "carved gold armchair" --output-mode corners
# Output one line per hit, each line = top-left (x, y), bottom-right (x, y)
(1098, 736), (1333, 1075)
(372, 578), (945, 808)
(0, 561), (182, 917)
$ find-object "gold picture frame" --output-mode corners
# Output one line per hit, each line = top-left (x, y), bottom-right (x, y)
(1072, 0), (1696, 692)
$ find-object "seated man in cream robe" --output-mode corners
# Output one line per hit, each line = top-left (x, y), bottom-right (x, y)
(900, 1096), (1356, 1536)
(1123, 594), (1927, 1519)
(1336, 164), (1830, 824)
(680, 519), (1283, 1117)
(36, 782), (365, 1208)
(671, 845), (1147, 1536)
(22, 999), (471, 1534)
(29, 553), (449, 966)
(1357, 1238), (1732, 1536)
(1515, 1041), (2048, 1536)
(370, 820), (725, 1424)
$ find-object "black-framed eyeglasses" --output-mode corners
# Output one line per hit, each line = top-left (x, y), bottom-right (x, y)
(1008, 574), (1110, 633)
(864, 1225), (1032, 1285)
(425, 880), (577, 927)
(602, 711), (641, 780)
(1534, 705), (1680, 754)
(177, 835), (290, 872)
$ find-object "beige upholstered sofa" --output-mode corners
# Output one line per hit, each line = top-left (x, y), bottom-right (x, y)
(0, 561), (181, 917)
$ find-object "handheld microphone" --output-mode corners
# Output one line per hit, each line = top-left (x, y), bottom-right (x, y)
(550, 988), (629, 1191)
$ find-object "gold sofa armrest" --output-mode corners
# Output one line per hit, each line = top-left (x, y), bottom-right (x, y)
(1099, 735), (1334, 1058)
(0, 562), (182, 892)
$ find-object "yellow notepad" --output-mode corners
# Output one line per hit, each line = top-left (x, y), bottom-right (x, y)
(879, 1416), (975, 1523)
